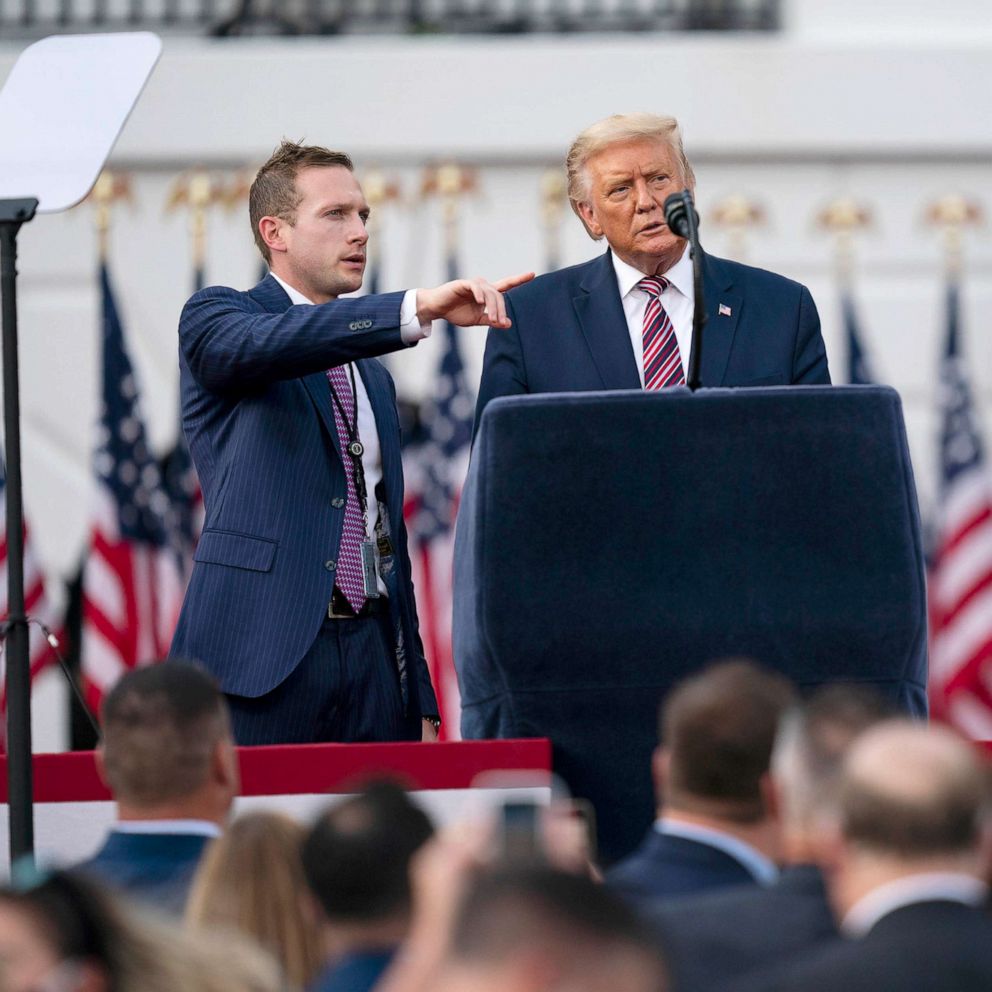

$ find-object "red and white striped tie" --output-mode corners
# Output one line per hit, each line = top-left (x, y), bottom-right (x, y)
(638, 276), (685, 390)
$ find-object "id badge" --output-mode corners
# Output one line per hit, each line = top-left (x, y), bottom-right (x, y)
(360, 539), (380, 598)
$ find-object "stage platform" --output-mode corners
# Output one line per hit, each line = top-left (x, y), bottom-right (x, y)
(0, 738), (551, 872)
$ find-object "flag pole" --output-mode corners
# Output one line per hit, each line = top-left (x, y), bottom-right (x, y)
(2, 194), (39, 865)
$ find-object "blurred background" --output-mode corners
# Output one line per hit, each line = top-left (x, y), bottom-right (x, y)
(0, 0), (990, 749)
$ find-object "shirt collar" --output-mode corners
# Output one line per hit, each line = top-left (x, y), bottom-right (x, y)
(842, 872), (989, 938)
(612, 243), (694, 302)
(655, 816), (778, 886)
(271, 272), (314, 306)
(113, 819), (222, 838)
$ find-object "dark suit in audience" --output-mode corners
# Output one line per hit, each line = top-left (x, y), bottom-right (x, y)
(738, 899), (992, 992)
(606, 661), (792, 909)
(650, 865), (838, 992)
(310, 950), (394, 992)
(80, 831), (213, 916)
(607, 829), (762, 904)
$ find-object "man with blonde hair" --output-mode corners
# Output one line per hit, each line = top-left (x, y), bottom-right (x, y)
(476, 112), (828, 426)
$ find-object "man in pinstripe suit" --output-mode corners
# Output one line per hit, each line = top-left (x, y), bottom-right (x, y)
(170, 141), (531, 744)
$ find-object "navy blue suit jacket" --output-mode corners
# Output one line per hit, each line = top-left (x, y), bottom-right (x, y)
(605, 827), (761, 908)
(170, 275), (437, 722)
(76, 831), (211, 915)
(476, 249), (829, 429)
(735, 900), (992, 992)
(647, 865), (839, 992)
(310, 950), (394, 992)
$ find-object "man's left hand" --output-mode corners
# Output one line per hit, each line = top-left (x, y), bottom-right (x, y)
(422, 718), (439, 742)
(415, 272), (534, 328)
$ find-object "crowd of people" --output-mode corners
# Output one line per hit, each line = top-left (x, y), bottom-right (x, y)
(1, 658), (989, 992)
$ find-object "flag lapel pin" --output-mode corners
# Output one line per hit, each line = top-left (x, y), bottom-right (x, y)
(719, 303), (732, 317)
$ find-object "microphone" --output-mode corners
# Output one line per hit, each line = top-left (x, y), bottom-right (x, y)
(663, 191), (699, 240)
(663, 190), (705, 390)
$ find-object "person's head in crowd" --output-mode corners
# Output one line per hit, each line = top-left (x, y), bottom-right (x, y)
(828, 720), (992, 919)
(434, 866), (667, 992)
(771, 684), (896, 866)
(186, 810), (323, 989)
(96, 660), (238, 825)
(654, 658), (795, 852)
(566, 112), (695, 277)
(301, 780), (435, 959)
(0, 868), (282, 992)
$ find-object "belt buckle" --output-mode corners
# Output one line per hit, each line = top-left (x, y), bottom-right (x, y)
(328, 594), (353, 620)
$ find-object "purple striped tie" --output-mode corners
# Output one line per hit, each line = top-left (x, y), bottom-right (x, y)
(326, 365), (366, 612)
(639, 276), (685, 390)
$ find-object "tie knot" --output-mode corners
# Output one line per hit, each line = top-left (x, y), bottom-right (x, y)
(638, 276), (670, 299)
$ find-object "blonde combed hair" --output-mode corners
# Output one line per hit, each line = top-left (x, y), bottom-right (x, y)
(186, 811), (323, 990)
(566, 113), (695, 234)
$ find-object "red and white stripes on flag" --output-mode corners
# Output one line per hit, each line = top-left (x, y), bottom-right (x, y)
(928, 282), (992, 738)
(0, 515), (62, 742)
(81, 265), (184, 714)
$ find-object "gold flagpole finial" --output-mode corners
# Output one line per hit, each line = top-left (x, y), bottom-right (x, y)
(166, 169), (226, 272)
(360, 169), (402, 267)
(710, 194), (765, 262)
(925, 195), (983, 278)
(88, 171), (134, 261)
(421, 163), (479, 258)
(816, 197), (873, 285)
(220, 169), (254, 213)
(540, 169), (567, 271)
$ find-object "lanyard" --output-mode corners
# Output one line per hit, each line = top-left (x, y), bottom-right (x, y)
(327, 364), (370, 523)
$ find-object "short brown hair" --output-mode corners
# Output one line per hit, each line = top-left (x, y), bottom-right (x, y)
(661, 659), (795, 822)
(100, 660), (229, 806)
(249, 140), (354, 262)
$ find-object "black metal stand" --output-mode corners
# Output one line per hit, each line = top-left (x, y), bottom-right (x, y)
(2, 196), (39, 866)
(684, 205), (706, 392)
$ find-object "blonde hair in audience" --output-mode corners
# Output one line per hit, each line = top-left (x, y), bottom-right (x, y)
(187, 810), (323, 989)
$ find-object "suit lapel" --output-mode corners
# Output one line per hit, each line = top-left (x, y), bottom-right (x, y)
(573, 251), (642, 390)
(699, 252), (742, 387)
(250, 274), (344, 459)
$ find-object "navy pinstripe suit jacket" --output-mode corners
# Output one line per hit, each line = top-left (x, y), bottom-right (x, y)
(170, 275), (437, 722)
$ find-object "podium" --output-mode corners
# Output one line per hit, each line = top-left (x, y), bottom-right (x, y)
(454, 386), (928, 863)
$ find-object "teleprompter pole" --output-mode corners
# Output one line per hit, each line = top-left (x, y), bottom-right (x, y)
(2, 196), (39, 865)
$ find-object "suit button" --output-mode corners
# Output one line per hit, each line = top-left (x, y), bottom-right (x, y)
(324, 560), (336, 571)
(348, 321), (359, 331)
(331, 497), (345, 508)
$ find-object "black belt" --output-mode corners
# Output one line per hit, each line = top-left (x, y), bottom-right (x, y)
(328, 588), (386, 620)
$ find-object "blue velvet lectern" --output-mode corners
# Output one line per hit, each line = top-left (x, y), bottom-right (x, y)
(453, 386), (927, 863)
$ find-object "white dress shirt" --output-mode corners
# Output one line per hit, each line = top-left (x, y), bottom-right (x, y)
(613, 244), (695, 385)
(841, 871), (990, 938)
(271, 276), (428, 596)
(113, 819), (222, 838)
(655, 816), (779, 886)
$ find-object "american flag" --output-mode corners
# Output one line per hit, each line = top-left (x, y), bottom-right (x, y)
(0, 458), (62, 745)
(842, 290), (878, 385)
(405, 260), (474, 738)
(80, 265), (185, 713)
(928, 280), (992, 738)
